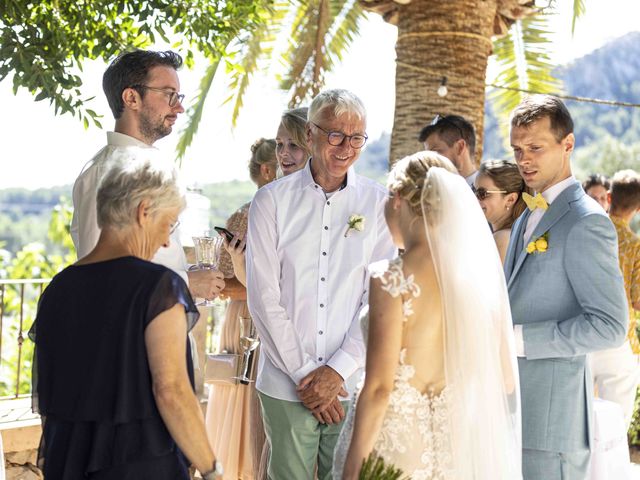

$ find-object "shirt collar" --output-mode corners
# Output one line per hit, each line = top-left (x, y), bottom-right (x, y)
(301, 158), (356, 192)
(107, 131), (154, 149)
(540, 175), (577, 204)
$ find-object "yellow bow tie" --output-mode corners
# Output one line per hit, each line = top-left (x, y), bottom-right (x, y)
(522, 192), (549, 211)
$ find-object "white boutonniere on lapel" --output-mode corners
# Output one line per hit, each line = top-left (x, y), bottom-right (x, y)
(344, 214), (365, 237)
(526, 232), (549, 254)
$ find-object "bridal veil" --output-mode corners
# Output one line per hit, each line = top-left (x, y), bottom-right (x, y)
(421, 166), (522, 479)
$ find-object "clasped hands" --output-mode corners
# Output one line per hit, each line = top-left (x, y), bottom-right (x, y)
(297, 365), (347, 425)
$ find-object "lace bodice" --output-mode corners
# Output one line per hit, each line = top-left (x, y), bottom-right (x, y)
(370, 257), (421, 318)
(334, 257), (452, 479)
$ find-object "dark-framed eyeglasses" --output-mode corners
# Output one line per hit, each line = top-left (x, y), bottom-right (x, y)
(312, 123), (368, 149)
(431, 114), (464, 140)
(473, 186), (507, 200)
(169, 220), (181, 235)
(130, 84), (185, 107)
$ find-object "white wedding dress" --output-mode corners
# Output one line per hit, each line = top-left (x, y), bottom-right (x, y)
(333, 257), (453, 479)
(332, 167), (522, 480)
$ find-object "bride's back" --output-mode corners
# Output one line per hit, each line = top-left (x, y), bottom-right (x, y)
(397, 247), (445, 396)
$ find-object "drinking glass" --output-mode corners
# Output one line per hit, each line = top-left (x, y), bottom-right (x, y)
(234, 315), (260, 384)
(192, 234), (223, 307)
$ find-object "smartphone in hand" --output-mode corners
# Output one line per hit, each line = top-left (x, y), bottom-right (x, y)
(214, 226), (246, 252)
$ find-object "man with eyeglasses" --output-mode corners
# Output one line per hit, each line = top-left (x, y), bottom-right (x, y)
(71, 50), (225, 302)
(418, 114), (478, 187)
(246, 89), (395, 479)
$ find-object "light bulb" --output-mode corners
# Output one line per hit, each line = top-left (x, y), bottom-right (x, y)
(437, 84), (448, 97)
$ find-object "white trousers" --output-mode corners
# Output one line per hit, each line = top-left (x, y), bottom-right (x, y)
(590, 340), (640, 428)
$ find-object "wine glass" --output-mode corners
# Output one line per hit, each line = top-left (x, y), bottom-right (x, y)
(234, 315), (260, 384)
(192, 234), (223, 307)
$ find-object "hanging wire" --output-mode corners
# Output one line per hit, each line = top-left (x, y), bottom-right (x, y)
(487, 83), (640, 109)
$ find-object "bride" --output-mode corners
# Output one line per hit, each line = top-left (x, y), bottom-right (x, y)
(333, 151), (522, 479)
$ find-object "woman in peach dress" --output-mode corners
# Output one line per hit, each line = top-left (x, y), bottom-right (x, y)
(205, 139), (277, 479)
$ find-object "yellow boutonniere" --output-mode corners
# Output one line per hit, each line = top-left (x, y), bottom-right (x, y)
(527, 232), (549, 254)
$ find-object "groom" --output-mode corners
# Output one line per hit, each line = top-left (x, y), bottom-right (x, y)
(505, 95), (627, 480)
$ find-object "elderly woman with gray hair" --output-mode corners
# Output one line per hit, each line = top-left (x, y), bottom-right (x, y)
(29, 156), (222, 480)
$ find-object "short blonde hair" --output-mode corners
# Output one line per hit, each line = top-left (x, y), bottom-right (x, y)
(97, 149), (185, 229)
(387, 151), (457, 217)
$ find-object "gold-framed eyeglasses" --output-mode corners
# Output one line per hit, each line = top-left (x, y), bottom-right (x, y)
(312, 123), (368, 149)
(130, 84), (185, 107)
(473, 186), (507, 200)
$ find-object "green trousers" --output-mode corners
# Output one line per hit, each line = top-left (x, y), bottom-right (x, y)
(258, 392), (349, 480)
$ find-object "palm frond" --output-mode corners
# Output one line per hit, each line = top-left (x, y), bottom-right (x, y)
(571, 0), (586, 35)
(225, 3), (289, 126)
(280, 0), (363, 107)
(175, 58), (221, 164)
(490, 11), (562, 132)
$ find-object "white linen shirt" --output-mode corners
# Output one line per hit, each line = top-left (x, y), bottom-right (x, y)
(70, 131), (188, 282)
(515, 175), (578, 356)
(246, 160), (396, 401)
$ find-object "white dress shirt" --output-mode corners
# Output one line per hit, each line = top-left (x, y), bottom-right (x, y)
(246, 160), (396, 401)
(70, 131), (188, 282)
(515, 175), (578, 356)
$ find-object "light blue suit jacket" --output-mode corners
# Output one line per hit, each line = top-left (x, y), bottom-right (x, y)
(504, 181), (627, 453)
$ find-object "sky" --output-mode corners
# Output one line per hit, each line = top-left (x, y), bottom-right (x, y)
(1, 0), (639, 190)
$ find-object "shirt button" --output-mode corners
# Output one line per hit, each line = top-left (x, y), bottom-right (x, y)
(318, 357), (323, 361)
(324, 226), (328, 230)
(322, 251), (327, 256)
(319, 330), (324, 335)
(314, 185), (318, 188)
(321, 277), (325, 281)
(326, 201), (331, 205)
(320, 303), (324, 308)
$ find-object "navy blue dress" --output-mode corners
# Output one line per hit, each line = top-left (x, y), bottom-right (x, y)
(30, 256), (199, 479)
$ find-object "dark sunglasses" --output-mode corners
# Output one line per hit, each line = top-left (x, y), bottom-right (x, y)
(473, 186), (507, 200)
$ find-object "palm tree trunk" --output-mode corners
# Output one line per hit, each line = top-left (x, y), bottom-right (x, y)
(390, 0), (497, 166)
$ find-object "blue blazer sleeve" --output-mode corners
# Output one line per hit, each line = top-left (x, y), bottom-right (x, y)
(523, 213), (628, 359)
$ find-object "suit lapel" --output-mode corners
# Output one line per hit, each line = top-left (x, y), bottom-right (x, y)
(507, 182), (582, 289)
(505, 210), (529, 285)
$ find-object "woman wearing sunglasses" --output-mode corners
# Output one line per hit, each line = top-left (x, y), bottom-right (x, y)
(474, 160), (529, 263)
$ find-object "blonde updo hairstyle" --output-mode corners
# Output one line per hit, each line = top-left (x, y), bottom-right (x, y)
(387, 151), (458, 217)
(248, 138), (277, 185)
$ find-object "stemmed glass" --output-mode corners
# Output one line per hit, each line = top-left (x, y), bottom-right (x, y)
(234, 315), (260, 385)
(192, 234), (223, 307)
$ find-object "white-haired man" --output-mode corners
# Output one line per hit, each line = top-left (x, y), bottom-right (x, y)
(247, 89), (395, 478)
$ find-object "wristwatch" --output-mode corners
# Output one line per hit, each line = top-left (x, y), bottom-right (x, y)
(202, 460), (224, 480)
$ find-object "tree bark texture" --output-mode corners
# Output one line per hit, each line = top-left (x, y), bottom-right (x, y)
(390, 0), (496, 166)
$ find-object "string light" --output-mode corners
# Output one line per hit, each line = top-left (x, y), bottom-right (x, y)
(437, 76), (448, 97)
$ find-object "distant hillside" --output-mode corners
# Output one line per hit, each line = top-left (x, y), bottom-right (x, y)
(4, 32), (640, 253)
(484, 31), (640, 160)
